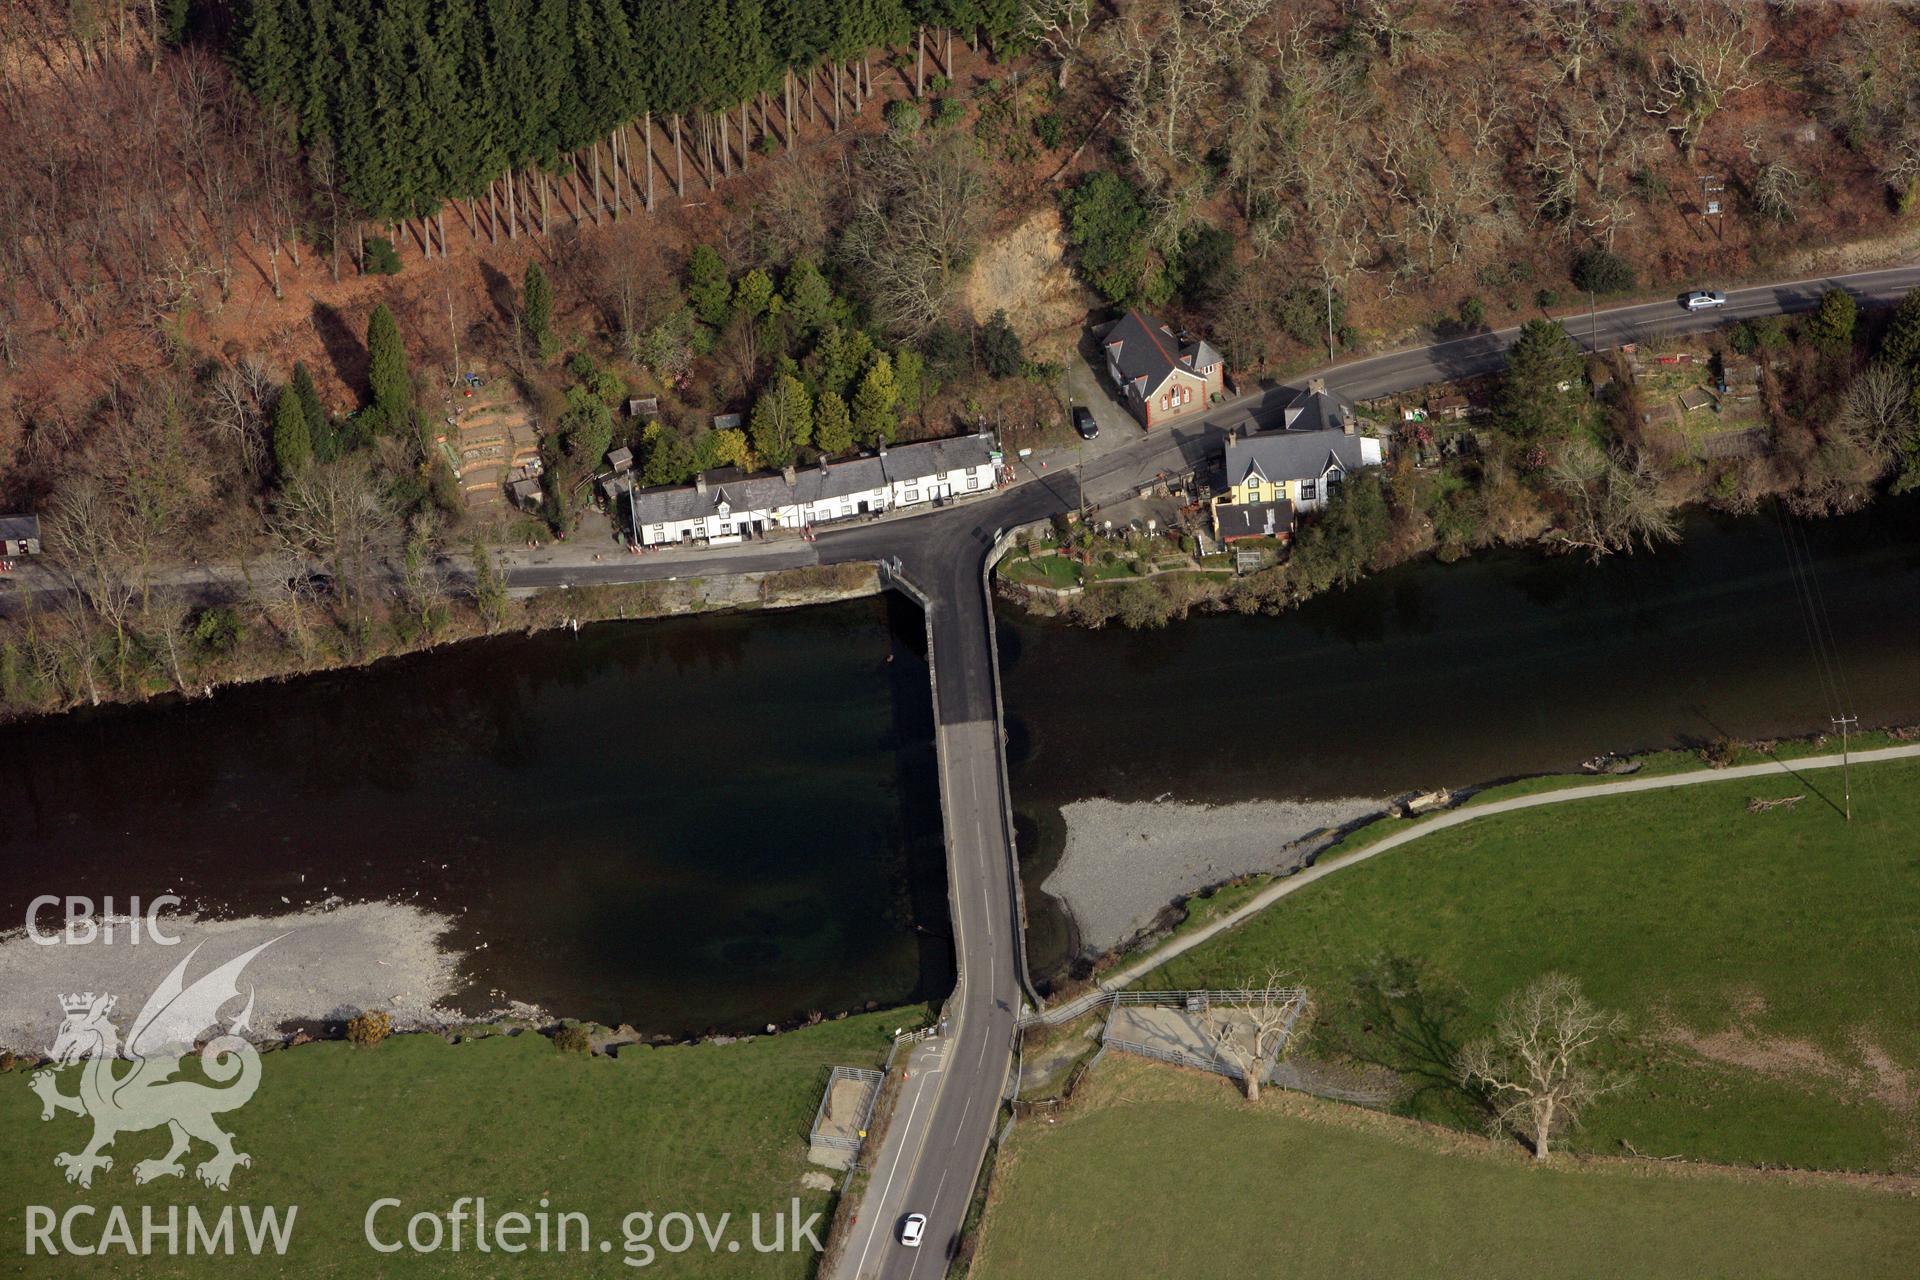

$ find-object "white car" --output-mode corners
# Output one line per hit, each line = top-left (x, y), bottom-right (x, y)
(1682, 290), (1728, 311)
(899, 1214), (927, 1248)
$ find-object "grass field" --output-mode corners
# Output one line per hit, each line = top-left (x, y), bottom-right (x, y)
(971, 1057), (1920, 1280)
(1145, 757), (1920, 1171)
(1, 1010), (922, 1276)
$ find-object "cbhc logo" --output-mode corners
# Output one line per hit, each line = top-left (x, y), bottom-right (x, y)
(25, 895), (183, 945)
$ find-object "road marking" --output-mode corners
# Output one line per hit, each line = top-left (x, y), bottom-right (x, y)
(850, 1057), (935, 1280)
(905, 1167), (953, 1280)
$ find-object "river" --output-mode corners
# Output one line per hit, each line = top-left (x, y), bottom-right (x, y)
(1000, 496), (1920, 983)
(5, 499), (1916, 1028)
(0, 596), (951, 1038)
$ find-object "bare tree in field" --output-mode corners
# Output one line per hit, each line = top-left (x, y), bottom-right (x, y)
(1020, 0), (1095, 90)
(1209, 972), (1301, 1102)
(1457, 973), (1625, 1160)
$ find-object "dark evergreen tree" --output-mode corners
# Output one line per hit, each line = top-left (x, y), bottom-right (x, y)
(1495, 320), (1584, 441)
(366, 303), (414, 432)
(272, 387), (313, 477)
(687, 246), (732, 327)
(524, 261), (555, 349)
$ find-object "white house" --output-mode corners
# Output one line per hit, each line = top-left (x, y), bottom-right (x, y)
(622, 433), (1001, 548)
(879, 434), (999, 510)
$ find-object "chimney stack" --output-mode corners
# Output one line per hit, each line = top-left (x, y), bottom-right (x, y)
(1341, 411), (1354, 436)
(818, 455), (830, 476)
(694, 472), (708, 495)
(877, 442), (888, 458)
(1308, 376), (1327, 396)
(782, 463), (797, 485)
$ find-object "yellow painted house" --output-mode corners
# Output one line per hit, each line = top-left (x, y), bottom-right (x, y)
(1213, 384), (1386, 542)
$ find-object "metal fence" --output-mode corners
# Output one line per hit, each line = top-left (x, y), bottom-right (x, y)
(1021, 987), (1308, 1027)
(1098, 989), (1310, 1086)
(1100, 1034), (1250, 1082)
(807, 1066), (885, 1153)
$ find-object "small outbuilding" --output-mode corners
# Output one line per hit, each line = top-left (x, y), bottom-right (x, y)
(0, 514), (41, 557)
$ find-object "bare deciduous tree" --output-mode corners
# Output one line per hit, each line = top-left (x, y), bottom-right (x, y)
(1208, 971), (1301, 1102)
(1643, 0), (1770, 156)
(1021, 0), (1095, 89)
(1457, 972), (1625, 1160)
(268, 454), (400, 626)
(1550, 439), (1679, 559)
(840, 135), (985, 338)
(1835, 362), (1915, 460)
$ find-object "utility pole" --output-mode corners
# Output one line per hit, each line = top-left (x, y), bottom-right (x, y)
(1832, 713), (1858, 822)
(1699, 174), (1725, 243)
(1324, 269), (1336, 363)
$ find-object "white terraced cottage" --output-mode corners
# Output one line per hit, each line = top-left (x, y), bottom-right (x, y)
(615, 432), (1001, 548)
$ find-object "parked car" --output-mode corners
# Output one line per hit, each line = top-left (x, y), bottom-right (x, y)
(1072, 406), (1099, 441)
(899, 1214), (927, 1248)
(1682, 290), (1728, 311)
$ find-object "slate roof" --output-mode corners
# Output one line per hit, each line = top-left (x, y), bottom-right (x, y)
(1282, 384), (1359, 434)
(1223, 428), (1381, 488)
(627, 433), (997, 527)
(0, 515), (41, 542)
(881, 433), (996, 486)
(1215, 500), (1295, 540)
(706, 469), (798, 513)
(1104, 311), (1223, 398)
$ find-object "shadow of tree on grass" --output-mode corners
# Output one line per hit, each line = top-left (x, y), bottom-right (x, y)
(1311, 951), (1492, 1127)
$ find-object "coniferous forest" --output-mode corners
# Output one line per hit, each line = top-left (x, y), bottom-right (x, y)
(232, 0), (1021, 223)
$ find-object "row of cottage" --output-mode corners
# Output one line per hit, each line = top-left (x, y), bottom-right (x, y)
(608, 433), (1002, 547)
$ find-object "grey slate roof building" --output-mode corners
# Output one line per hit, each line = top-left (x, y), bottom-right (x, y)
(796, 453), (888, 507)
(1221, 428), (1380, 490)
(1104, 310), (1224, 402)
(1215, 499), (1294, 541)
(0, 514), (41, 556)
(880, 434), (998, 488)
(1280, 378), (1359, 434)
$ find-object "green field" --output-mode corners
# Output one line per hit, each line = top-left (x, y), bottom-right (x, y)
(1146, 757), (1920, 1171)
(971, 1058), (1920, 1280)
(1, 1011), (920, 1276)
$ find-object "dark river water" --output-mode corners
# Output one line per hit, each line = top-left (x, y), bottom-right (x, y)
(4, 500), (1917, 1025)
(1000, 496), (1920, 982)
(0, 596), (951, 1038)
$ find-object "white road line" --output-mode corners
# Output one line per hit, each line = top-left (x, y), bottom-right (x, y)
(851, 1059), (934, 1280)
(905, 1168), (953, 1280)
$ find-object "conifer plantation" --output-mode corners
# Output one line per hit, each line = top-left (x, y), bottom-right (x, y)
(232, 0), (1021, 227)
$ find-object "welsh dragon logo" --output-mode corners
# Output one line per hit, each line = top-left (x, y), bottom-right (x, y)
(28, 937), (280, 1191)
